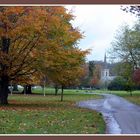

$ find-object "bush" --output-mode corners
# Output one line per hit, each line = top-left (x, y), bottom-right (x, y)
(107, 77), (127, 90)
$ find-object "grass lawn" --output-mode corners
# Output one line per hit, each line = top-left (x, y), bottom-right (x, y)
(108, 90), (140, 106)
(92, 89), (140, 106)
(0, 90), (105, 134)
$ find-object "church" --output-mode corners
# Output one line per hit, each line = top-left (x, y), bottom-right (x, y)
(100, 53), (116, 85)
(93, 53), (116, 88)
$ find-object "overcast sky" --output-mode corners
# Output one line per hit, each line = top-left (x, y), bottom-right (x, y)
(65, 5), (137, 62)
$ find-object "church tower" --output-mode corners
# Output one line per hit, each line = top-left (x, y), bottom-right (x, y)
(99, 53), (116, 88)
(101, 53), (109, 78)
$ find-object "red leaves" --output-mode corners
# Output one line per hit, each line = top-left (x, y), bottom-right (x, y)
(133, 68), (140, 85)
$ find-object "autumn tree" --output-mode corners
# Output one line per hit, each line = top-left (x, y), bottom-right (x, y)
(78, 63), (89, 88)
(44, 23), (88, 100)
(79, 61), (95, 88)
(133, 68), (140, 86)
(0, 7), (48, 104)
(0, 6), (89, 104)
(0, 6), (85, 104)
(35, 7), (89, 101)
(91, 64), (101, 88)
(46, 48), (88, 101)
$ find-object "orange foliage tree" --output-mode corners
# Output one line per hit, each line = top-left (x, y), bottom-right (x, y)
(91, 64), (101, 88)
(0, 7), (51, 104)
(0, 6), (89, 104)
(133, 68), (140, 86)
(41, 7), (89, 100)
(45, 48), (88, 101)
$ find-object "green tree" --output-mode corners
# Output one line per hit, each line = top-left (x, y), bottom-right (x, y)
(110, 21), (140, 95)
(111, 24), (140, 69)
(108, 76), (126, 90)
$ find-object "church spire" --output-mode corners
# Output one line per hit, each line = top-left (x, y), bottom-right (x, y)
(104, 52), (107, 64)
(104, 52), (107, 69)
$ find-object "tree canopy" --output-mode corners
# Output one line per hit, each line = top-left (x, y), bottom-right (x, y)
(110, 20), (140, 93)
(0, 6), (88, 104)
(111, 23), (140, 69)
(121, 6), (140, 17)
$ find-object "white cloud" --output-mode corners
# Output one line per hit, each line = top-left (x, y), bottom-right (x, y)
(66, 5), (137, 61)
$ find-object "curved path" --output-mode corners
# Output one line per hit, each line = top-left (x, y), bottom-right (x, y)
(77, 93), (140, 134)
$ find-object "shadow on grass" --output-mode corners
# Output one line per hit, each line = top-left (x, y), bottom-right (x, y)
(11, 92), (84, 96)
(0, 100), (74, 111)
(2, 92), (101, 110)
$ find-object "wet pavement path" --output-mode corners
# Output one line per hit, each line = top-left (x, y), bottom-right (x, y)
(77, 93), (140, 134)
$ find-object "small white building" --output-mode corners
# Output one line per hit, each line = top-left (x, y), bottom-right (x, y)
(100, 53), (116, 87)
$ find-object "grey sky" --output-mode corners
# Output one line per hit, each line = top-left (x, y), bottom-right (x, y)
(66, 5), (137, 62)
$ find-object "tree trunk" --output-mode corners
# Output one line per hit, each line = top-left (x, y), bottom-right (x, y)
(130, 91), (133, 96)
(22, 85), (32, 94)
(13, 85), (18, 91)
(27, 85), (32, 94)
(0, 37), (10, 105)
(61, 85), (64, 102)
(22, 85), (27, 94)
(55, 85), (58, 95)
(0, 75), (9, 105)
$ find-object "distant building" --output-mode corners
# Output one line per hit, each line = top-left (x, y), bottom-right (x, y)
(101, 53), (116, 83)
(80, 54), (117, 89)
(94, 53), (116, 88)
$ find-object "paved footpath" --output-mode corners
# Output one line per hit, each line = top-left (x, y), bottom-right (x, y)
(77, 93), (140, 134)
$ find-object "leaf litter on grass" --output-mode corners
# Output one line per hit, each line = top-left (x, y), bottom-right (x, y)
(0, 94), (105, 134)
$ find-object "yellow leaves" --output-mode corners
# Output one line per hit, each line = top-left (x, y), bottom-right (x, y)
(0, 7), (47, 38)
(0, 6), (89, 86)
(44, 44), (88, 86)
